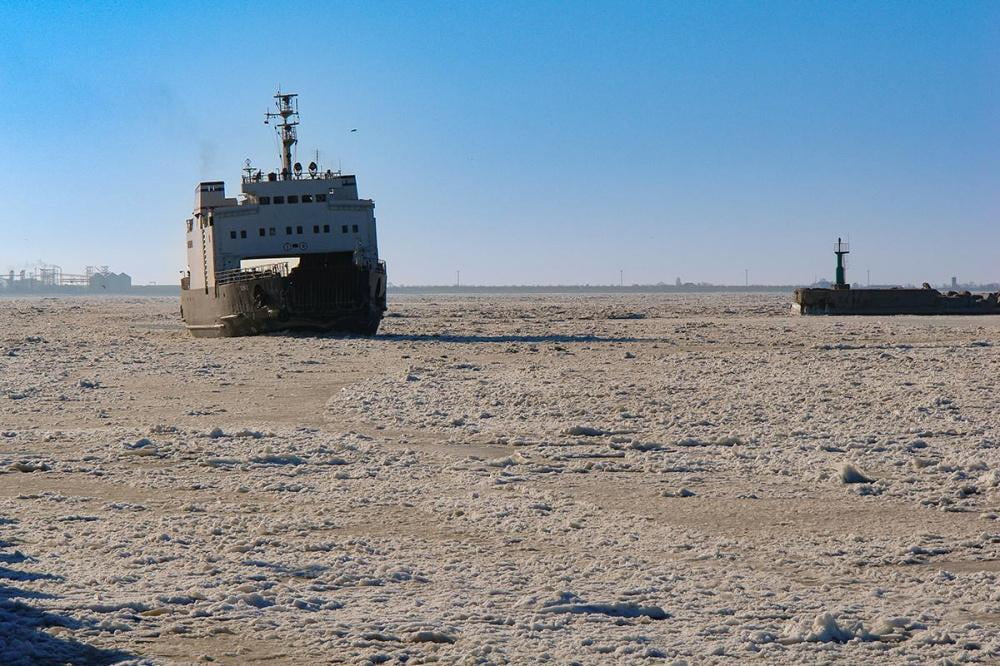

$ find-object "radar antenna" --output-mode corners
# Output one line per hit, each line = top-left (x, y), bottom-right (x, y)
(242, 158), (256, 182)
(264, 91), (299, 179)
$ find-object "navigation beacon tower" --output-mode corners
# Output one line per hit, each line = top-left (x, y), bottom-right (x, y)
(834, 238), (850, 290)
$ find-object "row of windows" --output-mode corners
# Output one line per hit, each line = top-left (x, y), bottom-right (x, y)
(230, 224), (360, 240)
(258, 193), (327, 205)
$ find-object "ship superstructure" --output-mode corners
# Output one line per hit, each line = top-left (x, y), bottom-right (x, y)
(181, 92), (387, 337)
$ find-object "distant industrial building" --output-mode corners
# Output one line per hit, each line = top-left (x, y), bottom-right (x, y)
(89, 272), (132, 291)
(0, 264), (132, 293)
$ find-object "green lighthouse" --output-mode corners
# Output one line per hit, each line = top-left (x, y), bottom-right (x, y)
(834, 238), (850, 289)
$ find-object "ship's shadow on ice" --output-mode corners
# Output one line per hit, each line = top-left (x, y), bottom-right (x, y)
(377, 333), (648, 344)
(0, 541), (135, 666)
(277, 330), (655, 344)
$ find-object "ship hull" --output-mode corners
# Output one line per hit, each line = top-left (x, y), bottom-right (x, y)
(181, 256), (387, 338)
(794, 287), (1000, 316)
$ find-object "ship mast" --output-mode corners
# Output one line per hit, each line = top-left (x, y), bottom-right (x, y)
(264, 91), (299, 179)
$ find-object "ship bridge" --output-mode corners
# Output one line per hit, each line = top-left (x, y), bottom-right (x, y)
(239, 172), (360, 203)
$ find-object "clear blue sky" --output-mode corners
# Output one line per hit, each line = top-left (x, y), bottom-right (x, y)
(1, 1), (997, 286)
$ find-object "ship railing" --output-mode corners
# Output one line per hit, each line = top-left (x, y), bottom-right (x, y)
(215, 262), (290, 286)
(241, 169), (344, 185)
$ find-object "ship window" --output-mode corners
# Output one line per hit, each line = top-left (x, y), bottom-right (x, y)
(187, 220), (193, 232)
(230, 231), (237, 240)
(259, 196), (270, 205)
(273, 196), (285, 204)
(259, 227), (266, 237)
(288, 195), (299, 204)
(316, 193), (327, 202)
(341, 225), (348, 233)
(269, 227), (276, 236)
(296, 226), (303, 234)
(323, 224), (330, 233)
(313, 225), (319, 233)
(240, 230), (247, 239)
(187, 240), (193, 248)
(302, 194), (313, 203)
(352, 225), (359, 233)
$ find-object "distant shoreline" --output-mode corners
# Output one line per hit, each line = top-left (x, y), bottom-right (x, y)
(0, 285), (799, 298)
(2, 283), (994, 298)
(0, 286), (180, 297)
(388, 285), (799, 294)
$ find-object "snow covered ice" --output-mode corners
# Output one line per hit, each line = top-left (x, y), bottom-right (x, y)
(3, 293), (1000, 663)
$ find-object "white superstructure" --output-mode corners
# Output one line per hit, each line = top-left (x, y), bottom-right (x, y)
(183, 92), (380, 293)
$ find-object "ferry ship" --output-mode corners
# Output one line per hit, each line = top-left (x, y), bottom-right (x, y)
(180, 92), (387, 337)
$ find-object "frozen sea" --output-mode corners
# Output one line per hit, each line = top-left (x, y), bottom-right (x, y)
(2, 293), (999, 664)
